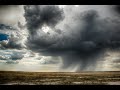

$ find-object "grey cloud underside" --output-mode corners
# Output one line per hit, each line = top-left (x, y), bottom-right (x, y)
(24, 5), (64, 34)
(24, 5), (120, 71)
(0, 5), (19, 9)
(0, 24), (16, 30)
(114, 5), (120, 14)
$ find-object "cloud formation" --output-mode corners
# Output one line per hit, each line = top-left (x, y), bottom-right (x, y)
(0, 50), (24, 60)
(0, 5), (27, 49)
(0, 23), (28, 49)
(24, 5), (120, 71)
(24, 5), (64, 34)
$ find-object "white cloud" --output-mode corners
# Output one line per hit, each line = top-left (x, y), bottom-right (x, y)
(0, 49), (25, 60)
(58, 5), (66, 9)
(0, 48), (62, 72)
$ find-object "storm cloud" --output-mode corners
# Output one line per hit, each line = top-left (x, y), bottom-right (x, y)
(24, 5), (64, 34)
(24, 5), (120, 71)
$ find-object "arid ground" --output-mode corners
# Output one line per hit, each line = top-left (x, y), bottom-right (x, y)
(0, 71), (120, 85)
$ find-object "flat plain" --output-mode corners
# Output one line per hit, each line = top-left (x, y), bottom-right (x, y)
(0, 71), (120, 85)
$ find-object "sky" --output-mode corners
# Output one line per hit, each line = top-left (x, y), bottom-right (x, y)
(0, 5), (120, 72)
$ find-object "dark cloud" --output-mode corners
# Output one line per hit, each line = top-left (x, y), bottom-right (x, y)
(5, 61), (18, 64)
(24, 5), (64, 34)
(24, 5), (120, 71)
(0, 24), (16, 30)
(114, 5), (120, 14)
(0, 5), (18, 9)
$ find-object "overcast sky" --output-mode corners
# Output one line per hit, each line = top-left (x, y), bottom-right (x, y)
(0, 5), (120, 72)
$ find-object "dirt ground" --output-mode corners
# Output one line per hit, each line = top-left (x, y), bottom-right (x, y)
(0, 71), (120, 85)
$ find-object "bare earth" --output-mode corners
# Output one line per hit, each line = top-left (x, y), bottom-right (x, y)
(0, 71), (120, 85)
